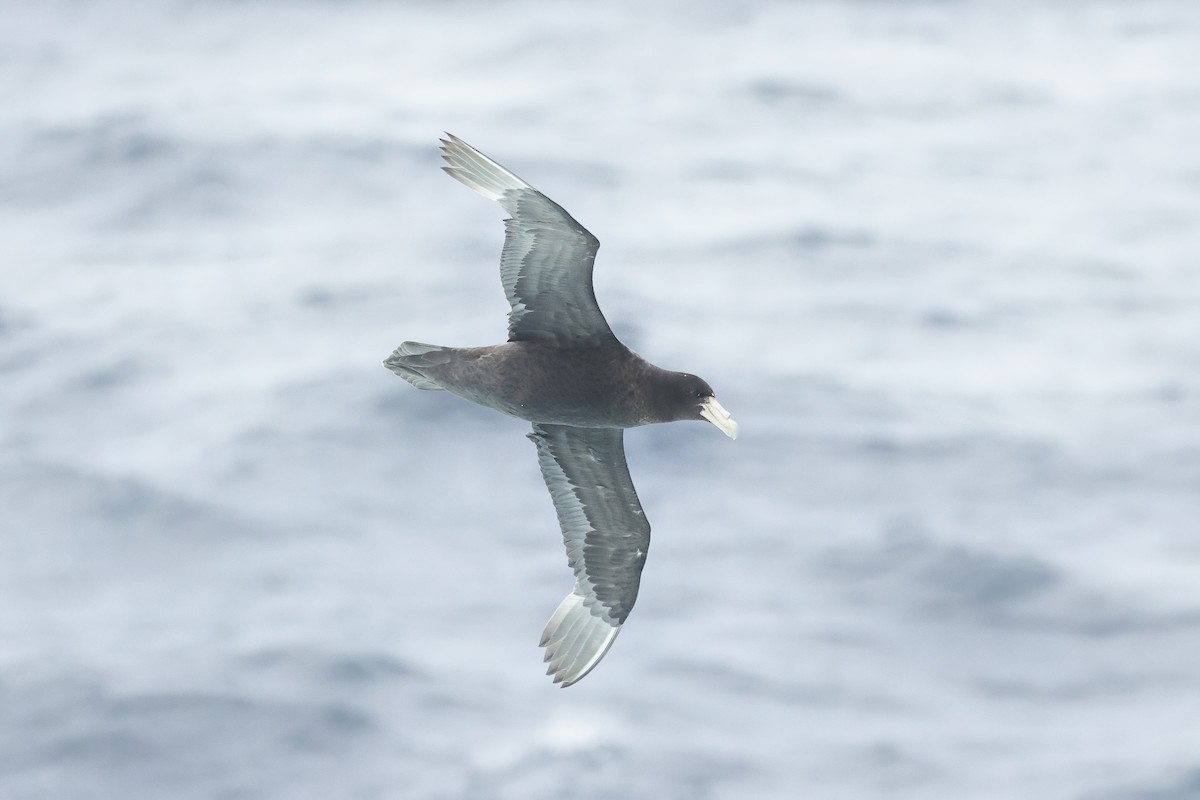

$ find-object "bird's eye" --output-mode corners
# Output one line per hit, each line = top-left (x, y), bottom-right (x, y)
(691, 388), (704, 398)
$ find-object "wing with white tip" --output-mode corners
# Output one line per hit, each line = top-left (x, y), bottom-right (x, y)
(440, 134), (614, 346)
(528, 423), (650, 686)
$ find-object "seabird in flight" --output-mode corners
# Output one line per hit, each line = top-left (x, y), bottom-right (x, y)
(385, 135), (737, 686)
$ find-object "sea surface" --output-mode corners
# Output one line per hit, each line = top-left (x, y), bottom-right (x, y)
(2, 1), (1199, 798)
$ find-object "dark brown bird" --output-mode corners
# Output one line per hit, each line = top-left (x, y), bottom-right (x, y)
(386, 135), (737, 686)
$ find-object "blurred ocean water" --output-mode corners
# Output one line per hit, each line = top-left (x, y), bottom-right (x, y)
(2, 1), (1199, 798)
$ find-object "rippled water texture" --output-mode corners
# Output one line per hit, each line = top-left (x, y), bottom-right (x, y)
(2, 2), (1199, 798)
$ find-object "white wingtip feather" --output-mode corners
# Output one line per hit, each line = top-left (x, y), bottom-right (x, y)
(540, 592), (621, 687)
(440, 133), (531, 202)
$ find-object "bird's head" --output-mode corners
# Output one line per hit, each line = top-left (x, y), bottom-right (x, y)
(669, 372), (738, 440)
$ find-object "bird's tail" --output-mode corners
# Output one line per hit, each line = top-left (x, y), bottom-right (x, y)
(539, 591), (622, 687)
(383, 341), (452, 391)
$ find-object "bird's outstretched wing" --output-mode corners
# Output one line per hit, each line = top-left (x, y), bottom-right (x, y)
(441, 134), (614, 346)
(528, 423), (650, 686)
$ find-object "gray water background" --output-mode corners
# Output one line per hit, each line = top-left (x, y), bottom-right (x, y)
(2, 1), (1199, 798)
